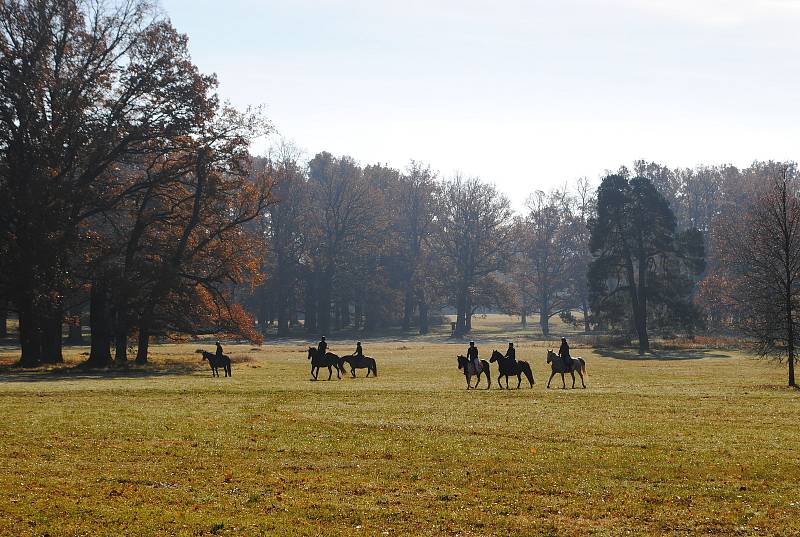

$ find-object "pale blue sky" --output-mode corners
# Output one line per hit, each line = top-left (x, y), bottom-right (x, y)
(161, 0), (800, 202)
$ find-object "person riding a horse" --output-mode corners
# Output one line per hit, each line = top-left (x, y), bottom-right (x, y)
(467, 341), (481, 373)
(505, 342), (517, 367)
(558, 337), (571, 371)
(352, 341), (363, 358)
(318, 336), (327, 357)
(215, 341), (224, 359)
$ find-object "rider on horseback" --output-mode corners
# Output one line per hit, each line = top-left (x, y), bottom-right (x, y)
(318, 336), (327, 357)
(467, 341), (481, 373)
(505, 342), (517, 368)
(352, 341), (363, 358)
(216, 341), (224, 359)
(558, 337), (571, 372)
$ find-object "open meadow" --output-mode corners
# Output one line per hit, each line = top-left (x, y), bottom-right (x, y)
(0, 318), (798, 536)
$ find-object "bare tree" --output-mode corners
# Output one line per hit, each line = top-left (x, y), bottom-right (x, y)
(722, 174), (799, 386)
(435, 175), (514, 336)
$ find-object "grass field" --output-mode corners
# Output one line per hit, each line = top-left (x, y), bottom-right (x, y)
(0, 318), (798, 536)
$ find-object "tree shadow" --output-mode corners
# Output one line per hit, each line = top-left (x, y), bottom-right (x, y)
(593, 348), (732, 361)
(0, 361), (201, 383)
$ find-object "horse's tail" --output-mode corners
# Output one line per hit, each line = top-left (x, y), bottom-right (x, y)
(371, 359), (377, 377)
(579, 358), (586, 376)
(521, 361), (534, 386)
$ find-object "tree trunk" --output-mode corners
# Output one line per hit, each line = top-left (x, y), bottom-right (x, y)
(114, 296), (129, 363)
(455, 289), (467, 336)
(402, 288), (414, 331)
(418, 299), (429, 335)
(582, 298), (590, 333)
(334, 302), (342, 330)
(136, 318), (150, 364)
(540, 313), (550, 337)
(636, 257), (649, 354)
(87, 282), (112, 366)
(18, 297), (42, 367)
(787, 284), (796, 387)
(0, 299), (7, 338)
(41, 304), (64, 364)
(520, 309), (527, 329)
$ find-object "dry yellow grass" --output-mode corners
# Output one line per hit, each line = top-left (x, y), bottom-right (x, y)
(0, 320), (798, 536)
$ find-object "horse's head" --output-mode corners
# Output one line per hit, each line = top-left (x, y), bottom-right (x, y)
(546, 350), (556, 363)
(457, 355), (466, 370)
(490, 350), (502, 363)
(307, 347), (315, 360)
(195, 349), (207, 361)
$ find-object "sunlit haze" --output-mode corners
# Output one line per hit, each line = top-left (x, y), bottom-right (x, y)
(162, 0), (800, 204)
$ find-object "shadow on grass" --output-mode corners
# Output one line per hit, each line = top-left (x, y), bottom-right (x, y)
(0, 361), (201, 383)
(594, 348), (732, 361)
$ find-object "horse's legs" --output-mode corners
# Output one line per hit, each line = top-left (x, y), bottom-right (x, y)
(351, 367), (356, 378)
(547, 371), (556, 388)
(561, 373), (566, 389)
(465, 373), (471, 389)
(578, 370), (586, 388)
(571, 371), (576, 389)
(516, 374), (522, 389)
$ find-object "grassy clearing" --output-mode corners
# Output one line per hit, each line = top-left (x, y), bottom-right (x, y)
(0, 325), (798, 536)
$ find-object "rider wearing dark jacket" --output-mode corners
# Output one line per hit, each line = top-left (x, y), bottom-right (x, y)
(215, 341), (224, 359)
(505, 342), (517, 367)
(353, 341), (363, 358)
(558, 337), (571, 371)
(318, 336), (327, 357)
(467, 341), (481, 372)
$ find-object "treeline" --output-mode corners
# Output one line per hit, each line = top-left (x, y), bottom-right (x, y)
(0, 0), (270, 366)
(247, 147), (795, 351)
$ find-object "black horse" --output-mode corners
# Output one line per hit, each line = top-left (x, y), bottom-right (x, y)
(307, 347), (343, 380)
(457, 355), (491, 390)
(546, 350), (586, 389)
(196, 349), (232, 377)
(339, 355), (378, 377)
(489, 350), (534, 389)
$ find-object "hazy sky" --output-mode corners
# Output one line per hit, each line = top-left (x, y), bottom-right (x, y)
(161, 0), (800, 204)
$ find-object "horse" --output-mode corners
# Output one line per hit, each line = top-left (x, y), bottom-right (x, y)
(546, 350), (586, 389)
(339, 355), (377, 378)
(196, 349), (232, 377)
(457, 355), (491, 390)
(489, 350), (534, 389)
(307, 347), (343, 380)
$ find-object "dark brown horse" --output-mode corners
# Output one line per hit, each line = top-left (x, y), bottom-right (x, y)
(546, 350), (586, 389)
(307, 347), (343, 380)
(196, 349), (232, 377)
(489, 350), (534, 388)
(457, 355), (491, 389)
(339, 355), (377, 377)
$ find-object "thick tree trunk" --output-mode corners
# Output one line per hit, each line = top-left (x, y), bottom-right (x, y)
(0, 299), (7, 338)
(540, 313), (550, 337)
(304, 274), (317, 333)
(41, 305), (64, 364)
(520, 309), (527, 329)
(334, 302), (342, 330)
(455, 289), (467, 336)
(276, 281), (289, 336)
(87, 282), (112, 367)
(341, 301), (350, 327)
(18, 298), (42, 367)
(135, 318), (150, 364)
